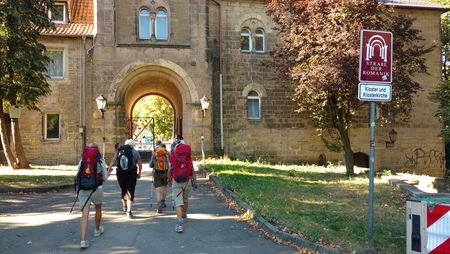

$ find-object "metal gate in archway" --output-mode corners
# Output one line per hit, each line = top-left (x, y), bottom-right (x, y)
(126, 117), (155, 150)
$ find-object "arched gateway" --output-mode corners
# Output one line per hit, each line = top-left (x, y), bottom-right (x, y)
(106, 59), (200, 150)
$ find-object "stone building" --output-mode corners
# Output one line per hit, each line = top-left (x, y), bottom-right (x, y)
(5, 0), (448, 177)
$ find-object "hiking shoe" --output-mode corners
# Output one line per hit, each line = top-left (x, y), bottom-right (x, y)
(80, 240), (89, 249)
(161, 200), (167, 208)
(156, 206), (163, 214)
(94, 226), (104, 237)
(127, 211), (133, 219)
(182, 214), (187, 224)
(175, 222), (183, 233)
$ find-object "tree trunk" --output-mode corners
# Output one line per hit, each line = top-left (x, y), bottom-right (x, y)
(11, 118), (31, 169)
(337, 125), (354, 175)
(0, 102), (19, 169)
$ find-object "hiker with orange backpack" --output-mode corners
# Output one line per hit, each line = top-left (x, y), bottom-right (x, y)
(169, 143), (197, 233)
(149, 143), (170, 213)
(75, 143), (109, 249)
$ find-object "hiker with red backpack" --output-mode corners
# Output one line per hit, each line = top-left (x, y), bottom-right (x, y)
(74, 143), (109, 249)
(107, 139), (142, 219)
(169, 142), (197, 233)
(150, 142), (170, 213)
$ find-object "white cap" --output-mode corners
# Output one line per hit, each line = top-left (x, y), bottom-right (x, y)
(125, 139), (135, 147)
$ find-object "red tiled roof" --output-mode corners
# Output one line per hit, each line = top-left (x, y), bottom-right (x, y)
(41, 23), (94, 37)
(42, 0), (94, 37)
(381, 0), (448, 10)
(70, 0), (94, 24)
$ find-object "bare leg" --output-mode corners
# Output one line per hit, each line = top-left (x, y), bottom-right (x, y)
(175, 206), (183, 220)
(161, 185), (168, 201)
(80, 204), (91, 241)
(127, 200), (133, 212)
(155, 187), (161, 203)
(182, 202), (189, 216)
(122, 199), (127, 211)
(94, 204), (102, 230)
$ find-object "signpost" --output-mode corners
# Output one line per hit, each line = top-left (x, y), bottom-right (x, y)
(359, 29), (393, 250)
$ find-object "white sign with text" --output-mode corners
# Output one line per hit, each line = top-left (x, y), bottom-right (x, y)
(358, 83), (392, 102)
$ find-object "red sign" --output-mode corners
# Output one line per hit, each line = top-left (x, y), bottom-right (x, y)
(359, 30), (393, 83)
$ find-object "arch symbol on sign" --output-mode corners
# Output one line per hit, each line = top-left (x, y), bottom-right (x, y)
(365, 35), (388, 62)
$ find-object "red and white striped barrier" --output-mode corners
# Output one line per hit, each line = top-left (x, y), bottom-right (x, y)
(426, 204), (450, 254)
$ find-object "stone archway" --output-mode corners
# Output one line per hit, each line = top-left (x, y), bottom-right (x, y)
(107, 59), (200, 145)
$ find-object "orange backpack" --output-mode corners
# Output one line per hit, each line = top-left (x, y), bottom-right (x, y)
(153, 147), (169, 171)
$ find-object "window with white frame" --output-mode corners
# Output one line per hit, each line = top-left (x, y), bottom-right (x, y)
(155, 9), (168, 40)
(139, 9), (152, 39)
(46, 49), (64, 79)
(247, 91), (261, 119)
(138, 7), (169, 41)
(49, 3), (67, 23)
(241, 28), (252, 52)
(254, 28), (265, 53)
(45, 113), (60, 140)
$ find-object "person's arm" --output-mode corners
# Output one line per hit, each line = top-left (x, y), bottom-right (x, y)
(137, 159), (142, 179)
(149, 154), (155, 168)
(107, 153), (117, 173)
(100, 159), (109, 180)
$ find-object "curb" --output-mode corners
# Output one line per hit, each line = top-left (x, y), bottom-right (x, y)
(0, 184), (73, 194)
(208, 175), (345, 254)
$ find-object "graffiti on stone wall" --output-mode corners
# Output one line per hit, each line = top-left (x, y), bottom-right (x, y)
(403, 148), (444, 170)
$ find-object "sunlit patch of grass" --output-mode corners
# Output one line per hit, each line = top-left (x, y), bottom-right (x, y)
(204, 158), (406, 254)
(0, 175), (73, 189)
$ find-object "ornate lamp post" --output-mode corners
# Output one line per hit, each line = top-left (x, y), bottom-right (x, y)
(96, 95), (107, 157)
(200, 95), (210, 161)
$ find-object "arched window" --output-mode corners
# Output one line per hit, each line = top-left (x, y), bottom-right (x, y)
(254, 28), (265, 53)
(155, 9), (168, 40)
(241, 28), (252, 52)
(247, 91), (261, 119)
(139, 9), (152, 39)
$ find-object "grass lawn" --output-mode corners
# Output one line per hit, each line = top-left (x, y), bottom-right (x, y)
(0, 175), (74, 189)
(204, 158), (407, 254)
(0, 165), (76, 190)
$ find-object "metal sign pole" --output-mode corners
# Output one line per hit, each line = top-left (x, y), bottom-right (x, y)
(368, 101), (376, 249)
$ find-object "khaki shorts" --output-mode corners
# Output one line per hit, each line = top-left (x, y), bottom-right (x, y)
(79, 186), (104, 208)
(172, 180), (191, 207)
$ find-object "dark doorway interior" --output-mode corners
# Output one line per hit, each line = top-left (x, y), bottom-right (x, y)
(354, 152), (369, 168)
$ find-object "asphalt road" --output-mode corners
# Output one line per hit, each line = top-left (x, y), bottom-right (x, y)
(0, 166), (299, 254)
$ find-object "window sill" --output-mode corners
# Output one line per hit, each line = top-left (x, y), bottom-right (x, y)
(47, 77), (65, 81)
(43, 139), (60, 143)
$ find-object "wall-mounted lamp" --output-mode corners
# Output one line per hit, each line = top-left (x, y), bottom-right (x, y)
(385, 129), (398, 148)
(96, 94), (107, 119)
(200, 95), (210, 161)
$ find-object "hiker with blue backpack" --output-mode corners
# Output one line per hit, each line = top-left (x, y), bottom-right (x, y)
(169, 142), (197, 233)
(73, 143), (109, 249)
(150, 142), (170, 213)
(108, 139), (142, 219)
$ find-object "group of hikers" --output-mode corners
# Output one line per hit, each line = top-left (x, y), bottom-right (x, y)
(73, 135), (196, 249)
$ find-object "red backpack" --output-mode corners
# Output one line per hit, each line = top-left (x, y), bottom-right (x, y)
(170, 144), (193, 182)
(77, 147), (102, 190)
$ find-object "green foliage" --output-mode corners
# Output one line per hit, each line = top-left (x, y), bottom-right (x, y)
(266, 0), (432, 174)
(431, 79), (450, 141)
(132, 96), (174, 141)
(0, 0), (54, 109)
(205, 159), (407, 253)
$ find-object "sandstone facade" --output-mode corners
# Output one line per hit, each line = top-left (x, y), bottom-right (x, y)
(6, 0), (446, 177)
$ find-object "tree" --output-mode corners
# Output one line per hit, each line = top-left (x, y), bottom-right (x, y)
(267, 0), (432, 175)
(132, 96), (174, 141)
(0, 1), (54, 169)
